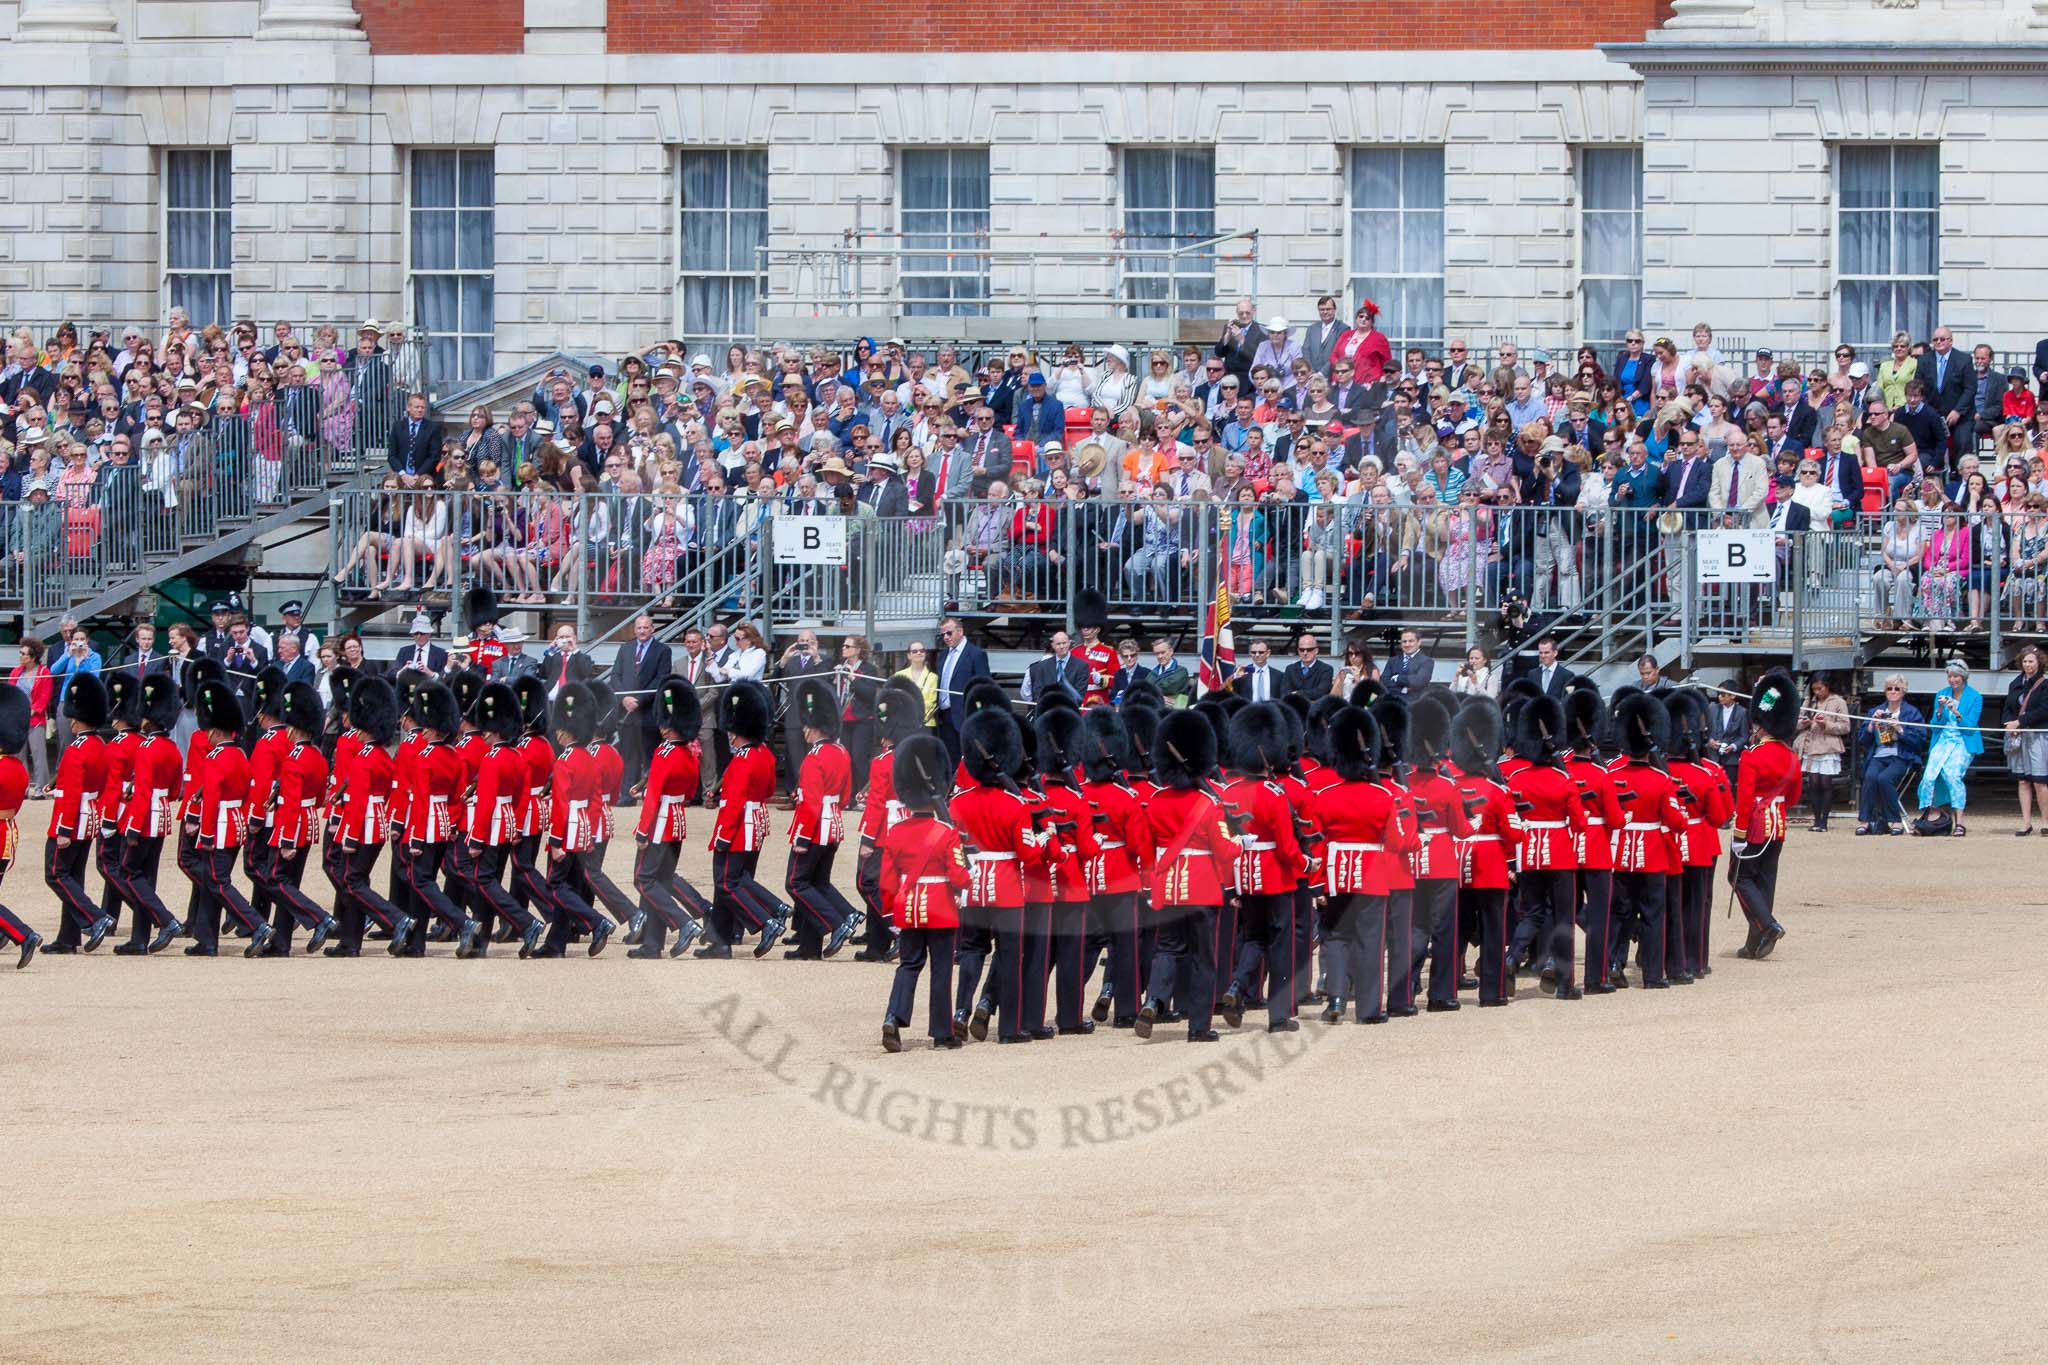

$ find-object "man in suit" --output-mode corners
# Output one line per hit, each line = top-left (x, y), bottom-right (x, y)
(1022, 631), (1089, 703)
(963, 406), (1014, 486)
(1659, 426), (1714, 524)
(774, 628), (832, 792)
(386, 392), (443, 483)
(1916, 324), (1973, 463)
(391, 614), (448, 676)
(1815, 438), (1864, 521)
(1282, 630), (1334, 701)
(1382, 629), (1435, 699)
(1706, 682), (1749, 789)
(696, 623), (732, 805)
(1708, 431), (1770, 530)
(933, 615), (991, 765)
(1213, 298), (1266, 386)
(487, 627), (540, 682)
(1965, 347), (2006, 454)
(273, 633), (316, 687)
(219, 622), (269, 713)
(610, 614), (672, 795)
(540, 623), (598, 698)
(1230, 638), (1282, 702)
(857, 455), (910, 518)
(272, 600), (319, 661)
(1529, 635), (1574, 701)
(124, 622), (172, 681)
(1300, 295), (1344, 376)
(1781, 376), (1820, 451)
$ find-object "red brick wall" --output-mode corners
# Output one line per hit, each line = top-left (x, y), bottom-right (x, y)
(359, 0), (524, 54)
(611, 0), (1659, 50)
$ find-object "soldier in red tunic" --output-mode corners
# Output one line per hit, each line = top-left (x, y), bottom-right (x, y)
(1605, 692), (1690, 990)
(1448, 699), (1517, 1006)
(880, 733), (969, 1052)
(397, 681), (485, 958)
(576, 681), (638, 937)
(1664, 689), (1734, 982)
(536, 682), (616, 957)
(627, 677), (710, 959)
(1733, 669), (1801, 960)
(695, 679), (788, 958)
(179, 677), (275, 957)
(1504, 696), (1589, 999)
(1402, 695), (1475, 1012)
(438, 670), (491, 939)
(458, 681), (547, 958)
(1563, 688), (1626, 993)
(1074, 588), (1118, 708)
(1078, 706), (1152, 1029)
(319, 666), (362, 908)
(1135, 709), (1244, 1042)
(255, 682), (340, 954)
(242, 667), (294, 942)
(1369, 698), (1424, 1016)
(1296, 696), (1346, 1008)
(853, 680), (925, 963)
(465, 586), (507, 677)
(1219, 702), (1307, 1032)
(0, 690), (44, 967)
(949, 706), (1053, 1044)
(1034, 701), (1100, 1034)
(328, 675), (410, 957)
(785, 680), (862, 960)
(1314, 705), (1410, 1022)
(109, 674), (186, 954)
(44, 672), (113, 954)
(92, 670), (141, 938)
(508, 675), (557, 933)
(384, 667), (432, 942)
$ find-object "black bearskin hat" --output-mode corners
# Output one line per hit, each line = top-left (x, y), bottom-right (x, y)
(1614, 691), (1670, 761)
(1280, 690), (1311, 726)
(1274, 698), (1305, 770)
(1123, 704), (1159, 771)
(410, 680), (462, 737)
(327, 665), (360, 721)
(893, 734), (950, 812)
(553, 682), (598, 747)
(1074, 587), (1110, 632)
(106, 669), (141, 729)
(1192, 699), (1232, 773)
(1563, 687), (1607, 753)
(1408, 693), (1452, 767)
(0, 688), (29, 757)
(1230, 701), (1290, 776)
(1663, 688), (1705, 760)
(723, 679), (771, 745)
(282, 680), (324, 738)
(1502, 674), (1544, 704)
(1513, 695), (1566, 763)
(797, 679), (841, 741)
(1034, 704), (1083, 778)
(1154, 708), (1217, 791)
(195, 678), (243, 738)
(1035, 681), (1081, 715)
(181, 655), (225, 709)
(451, 668), (485, 721)
(141, 673), (180, 734)
(961, 676), (1011, 719)
(1450, 698), (1503, 780)
(1014, 711), (1037, 777)
(465, 583), (500, 628)
(1370, 696), (1409, 773)
(1328, 704), (1380, 784)
(392, 666), (430, 715)
(513, 674), (549, 736)
(352, 675), (401, 747)
(876, 679), (925, 747)
(1349, 677), (1385, 709)
(63, 672), (109, 729)
(960, 707), (1022, 787)
(1079, 706), (1129, 784)
(1304, 694), (1345, 765)
(587, 680), (620, 740)
(657, 676), (702, 739)
(1752, 670), (1800, 744)
(1119, 677), (1167, 713)
(255, 665), (289, 720)
(474, 681), (524, 744)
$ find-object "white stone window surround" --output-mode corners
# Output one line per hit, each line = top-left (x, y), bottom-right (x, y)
(162, 146), (233, 330)
(1119, 145), (1217, 321)
(897, 146), (991, 319)
(1834, 141), (1939, 350)
(677, 147), (769, 349)
(1346, 145), (1446, 358)
(407, 146), (496, 386)
(1578, 144), (1644, 347)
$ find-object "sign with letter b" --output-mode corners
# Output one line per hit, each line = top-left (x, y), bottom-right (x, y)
(773, 517), (849, 566)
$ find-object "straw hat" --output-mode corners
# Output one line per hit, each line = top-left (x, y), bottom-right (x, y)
(1073, 442), (1108, 479)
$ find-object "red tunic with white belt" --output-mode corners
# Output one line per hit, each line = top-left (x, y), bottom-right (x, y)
(638, 740), (700, 844)
(1035, 778), (1099, 903)
(98, 729), (140, 835)
(858, 750), (900, 853)
(588, 740), (624, 843)
(1311, 778), (1405, 896)
(0, 755), (24, 873)
(517, 734), (554, 839)
(403, 740), (465, 844)
(880, 814), (970, 930)
(1564, 754), (1626, 872)
(1375, 778), (1418, 891)
(1405, 765), (1475, 882)
(1604, 757), (1687, 874)
(247, 725), (292, 828)
(1734, 736), (1802, 844)
(1505, 762), (1587, 871)
(389, 728), (425, 838)
(712, 742), (776, 853)
(1080, 776), (1152, 896)
(1447, 765), (1515, 890)
(949, 780), (1051, 907)
(122, 734), (184, 840)
(1669, 757), (1735, 865)
(1144, 786), (1242, 908)
(1076, 641), (1117, 707)
(1222, 775), (1302, 895)
(454, 732), (489, 835)
(337, 740), (396, 847)
(789, 741), (852, 847)
(49, 732), (108, 841)
(187, 741), (252, 848)
(270, 742), (331, 851)
(325, 727), (360, 840)
(467, 744), (526, 846)
(549, 744), (604, 853)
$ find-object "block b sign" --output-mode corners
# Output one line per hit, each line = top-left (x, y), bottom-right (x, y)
(1696, 528), (1775, 584)
(773, 517), (849, 566)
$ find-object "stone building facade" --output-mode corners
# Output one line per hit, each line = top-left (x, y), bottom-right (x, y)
(0, 0), (2042, 391)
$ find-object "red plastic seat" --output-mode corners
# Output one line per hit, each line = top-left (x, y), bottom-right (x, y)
(1012, 440), (1035, 467)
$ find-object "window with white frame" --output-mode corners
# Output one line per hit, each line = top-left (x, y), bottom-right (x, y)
(899, 148), (990, 317)
(1838, 145), (1938, 349)
(1121, 148), (1216, 320)
(164, 149), (232, 329)
(409, 148), (495, 386)
(1579, 147), (1643, 347)
(1347, 147), (1445, 357)
(678, 149), (768, 349)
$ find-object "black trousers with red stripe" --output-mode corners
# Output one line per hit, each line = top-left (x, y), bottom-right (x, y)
(541, 848), (611, 951)
(244, 820), (274, 928)
(1463, 887), (1509, 1004)
(1577, 868), (1613, 990)
(96, 829), (125, 929)
(1416, 878), (1461, 1007)
(953, 907), (994, 1020)
(0, 859), (33, 945)
(787, 842), (857, 953)
(1083, 890), (1142, 1020)
(1663, 870), (1690, 980)
(339, 840), (402, 950)
(1143, 903), (1218, 1037)
(887, 927), (957, 1041)
(630, 840), (705, 952)
(856, 846), (893, 954)
(111, 834), (177, 945)
(1022, 901), (1053, 1033)
(1049, 899), (1091, 1030)
(46, 835), (100, 946)
(461, 842), (539, 941)
(401, 840), (470, 952)
(575, 840), (637, 924)
(991, 903), (1031, 1040)
(1228, 890), (1296, 1027)
(258, 843), (325, 949)
(179, 834), (261, 950)
(1520, 869), (1577, 992)
(1611, 870), (1667, 985)
(1684, 862), (1715, 972)
(711, 848), (783, 945)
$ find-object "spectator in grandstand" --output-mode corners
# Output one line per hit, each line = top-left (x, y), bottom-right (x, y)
(1873, 501), (1925, 629)
(1011, 372), (1063, 450)
(1450, 645), (1500, 699)
(1856, 674), (1924, 836)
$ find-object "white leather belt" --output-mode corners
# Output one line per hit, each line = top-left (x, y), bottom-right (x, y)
(1585, 818), (1606, 827)
(1463, 834), (1499, 842)
(1522, 820), (1567, 829)
(1243, 840), (1275, 851)
(969, 851), (1015, 862)
(915, 876), (952, 885)
(1329, 842), (1383, 853)
(1623, 821), (1662, 831)
(1096, 839), (1124, 849)
(1420, 826), (1447, 835)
